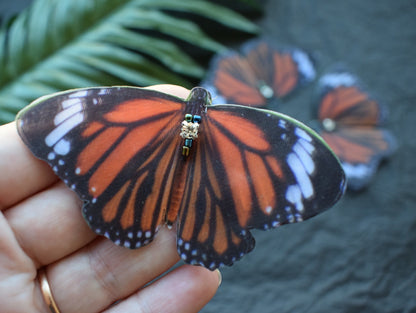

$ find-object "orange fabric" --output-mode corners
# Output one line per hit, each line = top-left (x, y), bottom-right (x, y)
(273, 53), (297, 97)
(209, 122), (252, 228)
(320, 87), (379, 126)
(88, 115), (173, 198)
(82, 121), (104, 137)
(208, 110), (270, 151)
(77, 127), (125, 175)
(213, 206), (228, 255)
(246, 151), (276, 214)
(104, 98), (182, 123)
(102, 181), (130, 222)
(196, 189), (212, 243)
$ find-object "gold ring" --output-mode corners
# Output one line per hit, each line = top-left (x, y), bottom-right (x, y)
(38, 268), (61, 313)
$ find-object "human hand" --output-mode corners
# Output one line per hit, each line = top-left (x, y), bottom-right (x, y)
(0, 85), (221, 313)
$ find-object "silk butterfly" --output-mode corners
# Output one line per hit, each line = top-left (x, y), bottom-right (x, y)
(16, 86), (345, 269)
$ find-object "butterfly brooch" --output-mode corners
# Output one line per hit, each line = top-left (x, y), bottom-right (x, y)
(203, 39), (316, 106)
(16, 86), (345, 269)
(314, 71), (397, 190)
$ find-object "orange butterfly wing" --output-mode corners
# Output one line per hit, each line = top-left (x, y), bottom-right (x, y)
(17, 87), (185, 248)
(177, 102), (346, 269)
(245, 41), (299, 98)
(317, 72), (397, 190)
(213, 52), (266, 106)
(319, 85), (383, 126)
(207, 39), (315, 107)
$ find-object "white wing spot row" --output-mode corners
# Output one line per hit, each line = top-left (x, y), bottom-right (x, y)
(44, 97), (85, 156)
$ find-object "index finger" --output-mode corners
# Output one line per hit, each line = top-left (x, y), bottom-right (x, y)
(0, 122), (58, 210)
(0, 85), (191, 210)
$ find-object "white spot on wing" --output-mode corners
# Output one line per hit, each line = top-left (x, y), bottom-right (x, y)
(295, 127), (312, 143)
(288, 153), (313, 199)
(278, 119), (287, 129)
(54, 102), (83, 125)
(47, 152), (56, 160)
(62, 98), (81, 109)
(285, 206), (295, 223)
(68, 90), (88, 99)
(298, 137), (315, 154)
(286, 186), (304, 213)
(293, 142), (315, 175)
(45, 112), (84, 147)
(320, 72), (356, 88)
(292, 50), (315, 81)
(272, 221), (280, 227)
(342, 162), (370, 180)
(53, 139), (70, 155)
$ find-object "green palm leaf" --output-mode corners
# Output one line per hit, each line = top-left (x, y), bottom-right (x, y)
(0, 0), (258, 124)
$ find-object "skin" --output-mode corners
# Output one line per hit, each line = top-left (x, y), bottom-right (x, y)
(0, 85), (221, 313)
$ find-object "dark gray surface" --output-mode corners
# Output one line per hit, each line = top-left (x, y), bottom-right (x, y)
(202, 1), (416, 312)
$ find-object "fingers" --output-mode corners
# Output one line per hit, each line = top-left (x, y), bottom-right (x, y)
(0, 122), (58, 210)
(4, 181), (96, 266)
(2, 84), (192, 265)
(43, 227), (181, 313)
(105, 265), (221, 313)
(143, 84), (190, 99)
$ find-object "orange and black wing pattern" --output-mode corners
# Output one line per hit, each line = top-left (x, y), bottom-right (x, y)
(176, 90), (345, 269)
(204, 39), (316, 107)
(17, 87), (186, 248)
(316, 72), (397, 190)
(17, 86), (346, 269)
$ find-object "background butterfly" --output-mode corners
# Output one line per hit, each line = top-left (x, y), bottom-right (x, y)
(17, 86), (345, 270)
(315, 72), (397, 191)
(203, 39), (316, 106)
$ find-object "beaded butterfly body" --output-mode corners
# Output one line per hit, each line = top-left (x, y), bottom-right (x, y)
(17, 86), (345, 269)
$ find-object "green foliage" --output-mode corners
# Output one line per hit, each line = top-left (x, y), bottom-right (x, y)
(0, 0), (258, 124)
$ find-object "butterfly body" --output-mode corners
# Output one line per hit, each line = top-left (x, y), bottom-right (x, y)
(17, 86), (345, 269)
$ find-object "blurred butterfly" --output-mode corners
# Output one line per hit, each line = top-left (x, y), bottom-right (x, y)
(203, 39), (316, 106)
(315, 72), (397, 191)
(16, 86), (345, 269)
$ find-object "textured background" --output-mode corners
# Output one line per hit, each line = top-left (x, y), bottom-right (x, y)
(202, 1), (416, 312)
(2, 0), (415, 312)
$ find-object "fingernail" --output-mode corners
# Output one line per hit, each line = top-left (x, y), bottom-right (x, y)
(215, 269), (222, 287)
